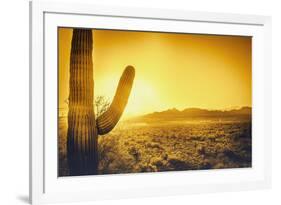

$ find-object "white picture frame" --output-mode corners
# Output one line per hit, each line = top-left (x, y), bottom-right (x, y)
(29, 1), (272, 204)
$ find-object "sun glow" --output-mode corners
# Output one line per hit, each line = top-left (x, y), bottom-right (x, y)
(124, 78), (159, 118)
(95, 75), (159, 119)
(59, 28), (252, 119)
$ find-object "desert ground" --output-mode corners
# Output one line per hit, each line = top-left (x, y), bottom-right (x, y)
(58, 116), (251, 176)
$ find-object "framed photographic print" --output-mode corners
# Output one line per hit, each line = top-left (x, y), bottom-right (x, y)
(29, 1), (272, 204)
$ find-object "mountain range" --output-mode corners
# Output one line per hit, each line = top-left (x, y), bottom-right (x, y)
(130, 107), (251, 121)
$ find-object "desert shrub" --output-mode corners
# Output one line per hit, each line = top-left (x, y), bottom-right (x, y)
(223, 150), (243, 163)
(197, 145), (206, 155)
(128, 146), (141, 162)
(168, 156), (192, 170)
(146, 142), (162, 150)
(150, 156), (165, 168)
(98, 137), (119, 173)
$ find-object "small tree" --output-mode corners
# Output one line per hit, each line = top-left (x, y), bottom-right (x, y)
(95, 96), (110, 118)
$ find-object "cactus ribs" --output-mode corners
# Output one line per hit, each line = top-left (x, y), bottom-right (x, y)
(67, 29), (135, 176)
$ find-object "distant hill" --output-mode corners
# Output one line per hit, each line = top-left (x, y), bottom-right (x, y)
(129, 107), (251, 121)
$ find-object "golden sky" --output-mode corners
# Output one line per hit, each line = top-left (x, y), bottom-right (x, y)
(59, 28), (251, 118)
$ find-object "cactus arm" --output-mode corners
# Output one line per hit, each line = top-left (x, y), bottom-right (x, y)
(96, 65), (135, 135)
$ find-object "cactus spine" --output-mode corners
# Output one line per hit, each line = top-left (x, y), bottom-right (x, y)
(67, 29), (135, 176)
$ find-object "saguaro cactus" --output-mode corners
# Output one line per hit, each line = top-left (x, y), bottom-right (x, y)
(67, 29), (135, 176)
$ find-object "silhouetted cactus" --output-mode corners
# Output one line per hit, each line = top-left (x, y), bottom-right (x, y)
(67, 29), (135, 175)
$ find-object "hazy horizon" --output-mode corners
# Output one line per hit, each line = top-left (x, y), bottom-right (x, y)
(59, 105), (252, 119)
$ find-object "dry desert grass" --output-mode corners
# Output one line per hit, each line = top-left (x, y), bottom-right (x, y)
(58, 117), (251, 176)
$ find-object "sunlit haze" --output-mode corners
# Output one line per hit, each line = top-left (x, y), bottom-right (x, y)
(59, 28), (252, 119)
